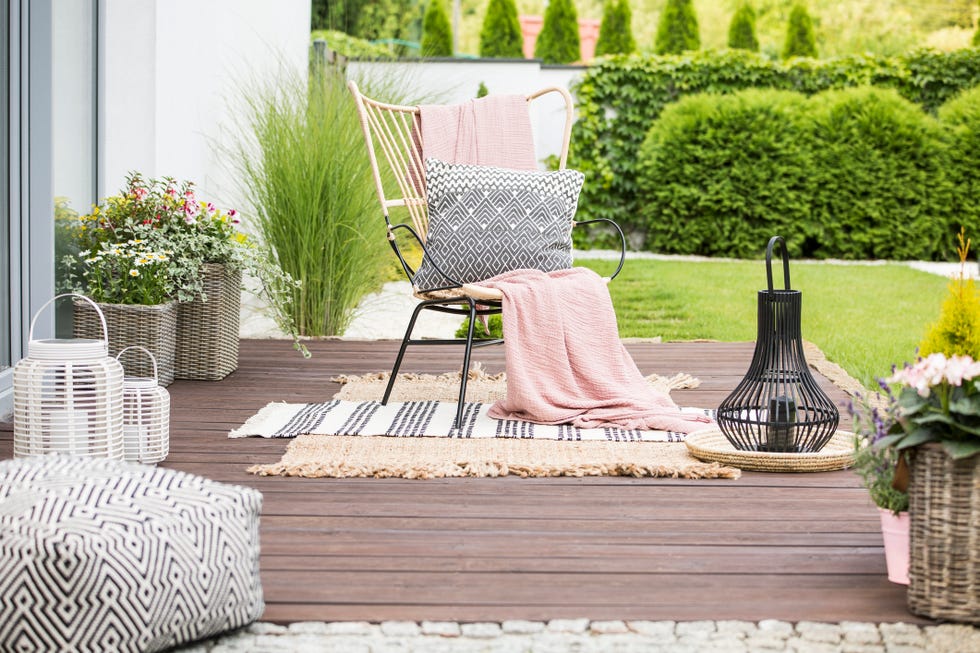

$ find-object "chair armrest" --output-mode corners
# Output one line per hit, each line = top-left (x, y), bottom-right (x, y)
(573, 218), (627, 280)
(388, 223), (466, 293)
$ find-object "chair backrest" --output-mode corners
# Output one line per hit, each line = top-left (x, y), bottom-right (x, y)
(348, 81), (574, 241)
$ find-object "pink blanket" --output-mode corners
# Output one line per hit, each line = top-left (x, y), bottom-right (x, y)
(477, 268), (714, 433)
(418, 95), (538, 170)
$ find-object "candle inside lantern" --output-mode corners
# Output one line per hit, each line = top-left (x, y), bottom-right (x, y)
(766, 395), (797, 452)
(46, 409), (91, 455)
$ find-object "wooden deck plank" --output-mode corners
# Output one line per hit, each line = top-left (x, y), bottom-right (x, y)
(0, 339), (927, 625)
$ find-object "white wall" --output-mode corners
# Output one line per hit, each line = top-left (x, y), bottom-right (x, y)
(100, 0), (311, 210)
(346, 60), (586, 167)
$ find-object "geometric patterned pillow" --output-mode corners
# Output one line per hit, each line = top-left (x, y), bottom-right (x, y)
(413, 159), (585, 291)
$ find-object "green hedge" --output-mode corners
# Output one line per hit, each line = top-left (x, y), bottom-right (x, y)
(571, 48), (980, 245)
(638, 89), (814, 258)
(638, 86), (970, 261)
(939, 86), (980, 233)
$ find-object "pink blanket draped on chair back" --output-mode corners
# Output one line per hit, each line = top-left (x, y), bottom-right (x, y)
(476, 268), (714, 433)
(418, 95), (538, 171)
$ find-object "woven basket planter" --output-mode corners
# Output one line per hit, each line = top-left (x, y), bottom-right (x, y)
(73, 299), (177, 387)
(907, 443), (979, 624)
(175, 262), (241, 381)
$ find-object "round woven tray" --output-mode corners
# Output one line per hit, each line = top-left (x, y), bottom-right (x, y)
(685, 429), (855, 473)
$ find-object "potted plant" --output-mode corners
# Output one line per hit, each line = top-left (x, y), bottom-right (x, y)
(849, 387), (910, 585)
(61, 173), (304, 382)
(61, 238), (180, 385)
(876, 352), (980, 623)
(129, 174), (250, 381)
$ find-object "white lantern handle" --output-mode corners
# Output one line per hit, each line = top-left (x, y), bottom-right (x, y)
(116, 345), (159, 382)
(29, 293), (109, 343)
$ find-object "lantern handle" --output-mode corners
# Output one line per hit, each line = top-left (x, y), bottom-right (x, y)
(116, 345), (159, 383)
(766, 236), (791, 291)
(29, 293), (109, 344)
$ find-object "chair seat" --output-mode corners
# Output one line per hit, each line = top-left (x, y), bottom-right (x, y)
(412, 284), (504, 302)
(414, 276), (612, 304)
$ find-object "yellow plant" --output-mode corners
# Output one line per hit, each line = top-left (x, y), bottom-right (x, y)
(919, 227), (980, 359)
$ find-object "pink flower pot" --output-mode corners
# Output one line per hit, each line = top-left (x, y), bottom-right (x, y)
(878, 507), (910, 585)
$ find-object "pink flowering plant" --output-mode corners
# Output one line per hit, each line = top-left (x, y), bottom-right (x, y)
(61, 172), (305, 352)
(878, 352), (980, 460)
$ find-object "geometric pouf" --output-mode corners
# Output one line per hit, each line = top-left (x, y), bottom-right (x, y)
(0, 455), (263, 653)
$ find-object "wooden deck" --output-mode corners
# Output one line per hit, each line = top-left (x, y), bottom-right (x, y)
(0, 339), (928, 625)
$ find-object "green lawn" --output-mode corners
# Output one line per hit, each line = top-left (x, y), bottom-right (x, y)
(578, 257), (950, 390)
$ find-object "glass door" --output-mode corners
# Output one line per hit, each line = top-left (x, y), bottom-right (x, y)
(52, 0), (98, 336)
(1, 0), (11, 382)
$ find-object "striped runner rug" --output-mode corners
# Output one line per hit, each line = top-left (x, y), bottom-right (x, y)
(229, 399), (715, 442)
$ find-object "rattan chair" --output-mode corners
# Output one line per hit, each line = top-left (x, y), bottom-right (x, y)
(348, 81), (625, 429)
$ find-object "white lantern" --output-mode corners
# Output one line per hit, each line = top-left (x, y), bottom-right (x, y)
(13, 295), (124, 459)
(117, 346), (170, 464)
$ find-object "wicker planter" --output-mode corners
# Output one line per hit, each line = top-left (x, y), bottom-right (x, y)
(175, 262), (241, 381)
(907, 443), (980, 624)
(73, 299), (177, 386)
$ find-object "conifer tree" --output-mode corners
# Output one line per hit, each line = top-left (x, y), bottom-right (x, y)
(596, 0), (636, 56)
(421, 0), (453, 57)
(782, 3), (818, 59)
(920, 229), (980, 360)
(480, 0), (524, 58)
(534, 0), (581, 64)
(974, 1), (980, 47)
(728, 3), (759, 52)
(655, 0), (700, 55)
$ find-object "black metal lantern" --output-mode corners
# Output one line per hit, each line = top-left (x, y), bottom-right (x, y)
(717, 236), (839, 453)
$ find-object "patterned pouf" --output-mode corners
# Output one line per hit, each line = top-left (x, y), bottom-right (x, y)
(0, 455), (263, 652)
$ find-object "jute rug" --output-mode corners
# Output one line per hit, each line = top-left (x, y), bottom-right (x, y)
(242, 367), (740, 479)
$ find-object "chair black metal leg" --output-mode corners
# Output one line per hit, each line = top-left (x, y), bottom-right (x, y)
(455, 298), (477, 431)
(382, 300), (430, 405)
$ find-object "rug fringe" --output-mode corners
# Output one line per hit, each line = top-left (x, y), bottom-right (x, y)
(331, 366), (700, 392)
(246, 458), (740, 480)
(331, 362), (506, 386)
(228, 402), (293, 439)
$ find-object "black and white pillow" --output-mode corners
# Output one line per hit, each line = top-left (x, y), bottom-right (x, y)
(413, 159), (585, 291)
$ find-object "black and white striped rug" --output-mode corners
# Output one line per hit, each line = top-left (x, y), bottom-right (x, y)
(230, 400), (714, 442)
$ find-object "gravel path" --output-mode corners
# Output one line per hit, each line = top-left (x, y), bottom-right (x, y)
(177, 618), (979, 652)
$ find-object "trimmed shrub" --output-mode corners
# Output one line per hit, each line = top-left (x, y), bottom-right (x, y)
(905, 48), (980, 113)
(595, 0), (636, 57)
(569, 49), (980, 243)
(638, 90), (814, 258)
(728, 3), (759, 52)
(655, 0), (700, 55)
(636, 86), (955, 260)
(421, 0), (453, 57)
(535, 0), (581, 64)
(456, 314), (504, 339)
(937, 85), (980, 235)
(480, 0), (524, 58)
(311, 30), (393, 59)
(782, 3), (818, 59)
(806, 87), (951, 260)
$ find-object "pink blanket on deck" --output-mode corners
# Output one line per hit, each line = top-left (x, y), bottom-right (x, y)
(476, 268), (714, 433)
(418, 95), (538, 170)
